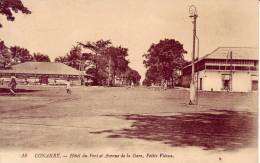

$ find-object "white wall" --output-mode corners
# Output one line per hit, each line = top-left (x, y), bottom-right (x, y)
(200, 71), (222, 91)
(197, 70), (257, 92)
(232, 72), (251, 92)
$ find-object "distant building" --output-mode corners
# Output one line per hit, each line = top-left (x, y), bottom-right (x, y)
(181, 47), (258, 92)
(0, 62), (93, 85)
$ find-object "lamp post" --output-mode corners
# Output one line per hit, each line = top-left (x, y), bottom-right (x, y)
(195, 35), (199, 104)
(108, 55), (111, 87)
(79, 60), (84, 85)
(189, 5), (198, 105)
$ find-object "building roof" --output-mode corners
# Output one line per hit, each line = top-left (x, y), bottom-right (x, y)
(0, 62), (82, 76)
(183, 47), (259, 69)
(201, 47), (258, 60)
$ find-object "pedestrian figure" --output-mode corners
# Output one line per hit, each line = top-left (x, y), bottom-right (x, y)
(0, 78), (3, 85)
(163, 82), (167, 90)
(25, 78), (29, 85)
(66, 79), (72, 94)
(81, 77), (84, 86)
(131, 81), (134, 88)
(9, 76), (17, 96)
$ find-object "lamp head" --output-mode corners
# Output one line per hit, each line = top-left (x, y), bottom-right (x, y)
(189, 5), (198, 17)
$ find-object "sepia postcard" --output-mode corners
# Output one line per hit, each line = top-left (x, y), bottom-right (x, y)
(0, 0), (258, 163)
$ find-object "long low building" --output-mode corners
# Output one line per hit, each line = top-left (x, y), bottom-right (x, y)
(181, 47), (258, 92)
(0, 62), (94, 85)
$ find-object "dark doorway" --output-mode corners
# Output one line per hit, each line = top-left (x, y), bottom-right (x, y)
(223, 80), (230, 90)
(222, 74), (231, 91)
(199, 78), (202, 90)
(39, 76), (48, 85)
(252, 80), (258, 91)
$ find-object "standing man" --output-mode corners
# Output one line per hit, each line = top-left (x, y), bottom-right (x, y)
(9, 76), (17, 96)
(66, 78), (72, 94)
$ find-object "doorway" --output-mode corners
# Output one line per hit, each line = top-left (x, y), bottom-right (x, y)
(252, 80), (258, 91)
(199, 78), (202, 90)
(222, 74), (231, 91)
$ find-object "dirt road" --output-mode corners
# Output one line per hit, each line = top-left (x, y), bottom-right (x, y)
(0, 86), (258, 163)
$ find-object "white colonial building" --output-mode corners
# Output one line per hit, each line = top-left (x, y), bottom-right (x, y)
(181, 47), (258, 92)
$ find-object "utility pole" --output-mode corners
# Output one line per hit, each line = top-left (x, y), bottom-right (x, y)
(78, 54), (84, 86)
(189, 5), (198, 105)
(195, 35), (199, 104)
(108, 55), (111, 86)
(80, 61), (84, 85)
(229, 51), (233, 91)
(78, 61), (80, 84)
(94, 52), (98, 85)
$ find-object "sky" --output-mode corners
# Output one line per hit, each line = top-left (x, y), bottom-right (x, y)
(0, 0), (258, 80)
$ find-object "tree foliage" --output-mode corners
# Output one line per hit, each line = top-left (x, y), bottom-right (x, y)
(10, 46), (33, 63)
(125, 67), (141, 85)
(55, 39), (141, 86)
(65, 45), (83, 69)
(0, 40), (12, 68)
(106, 46), (129, 77)
(33, 53), (51, 62)
(0, 0), (31, 27)
(78, 40), (111, 83)
(0, 40), (51, 69)
(54, 56), (67, 63)
(143, 38), (187, 86)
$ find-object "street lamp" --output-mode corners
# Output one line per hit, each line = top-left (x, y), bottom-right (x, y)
(189, 5), (198, 105)
(108, 55), (111, 87)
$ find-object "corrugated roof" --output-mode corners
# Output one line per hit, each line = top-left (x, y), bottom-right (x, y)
(0, 62), (81, 76)
(183, 47), (258, 69)
(202, 47), (258, 60)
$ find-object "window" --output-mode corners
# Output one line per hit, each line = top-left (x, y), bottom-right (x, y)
(225, 66), (235, 70)
(235, 66), (249, 71)
(222, 74), (231, 91)
(205, 65), (219, 70)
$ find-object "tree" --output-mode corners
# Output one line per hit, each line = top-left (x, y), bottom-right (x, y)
(54, 45), (93, 69)
(55, 41), (110, 85)
(0, 40), (12, 69)
(0, 0), (31, 67)
(0, 0), (31, 28)
(78, 40), (112, 55)
(65, 45), (82, 69)
(143, 66), (161, 86)
(78, 40), (135, 86)
(33, 53), (51, 62)
(9, 46), (33, 63)
(143, 38), (187, 86)
(56, 40), (141, 86)
(125, 67), (141, 85)
(0, 41), (52, 68)
(78, 40), (112, 85)
(106, 46), (129, 83)
(54, 56), (67, 63)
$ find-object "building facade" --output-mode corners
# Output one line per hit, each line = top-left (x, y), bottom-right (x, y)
(0, 62), (94, 85)
(181, 47), (258, 92)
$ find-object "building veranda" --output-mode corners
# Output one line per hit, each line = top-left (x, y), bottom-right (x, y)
(0, 62), (94, 86)
(181, 47), (258, 92)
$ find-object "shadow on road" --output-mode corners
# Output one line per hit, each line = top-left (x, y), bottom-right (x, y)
(91, 110), (257, 151)
(0, 88), (41, 96)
